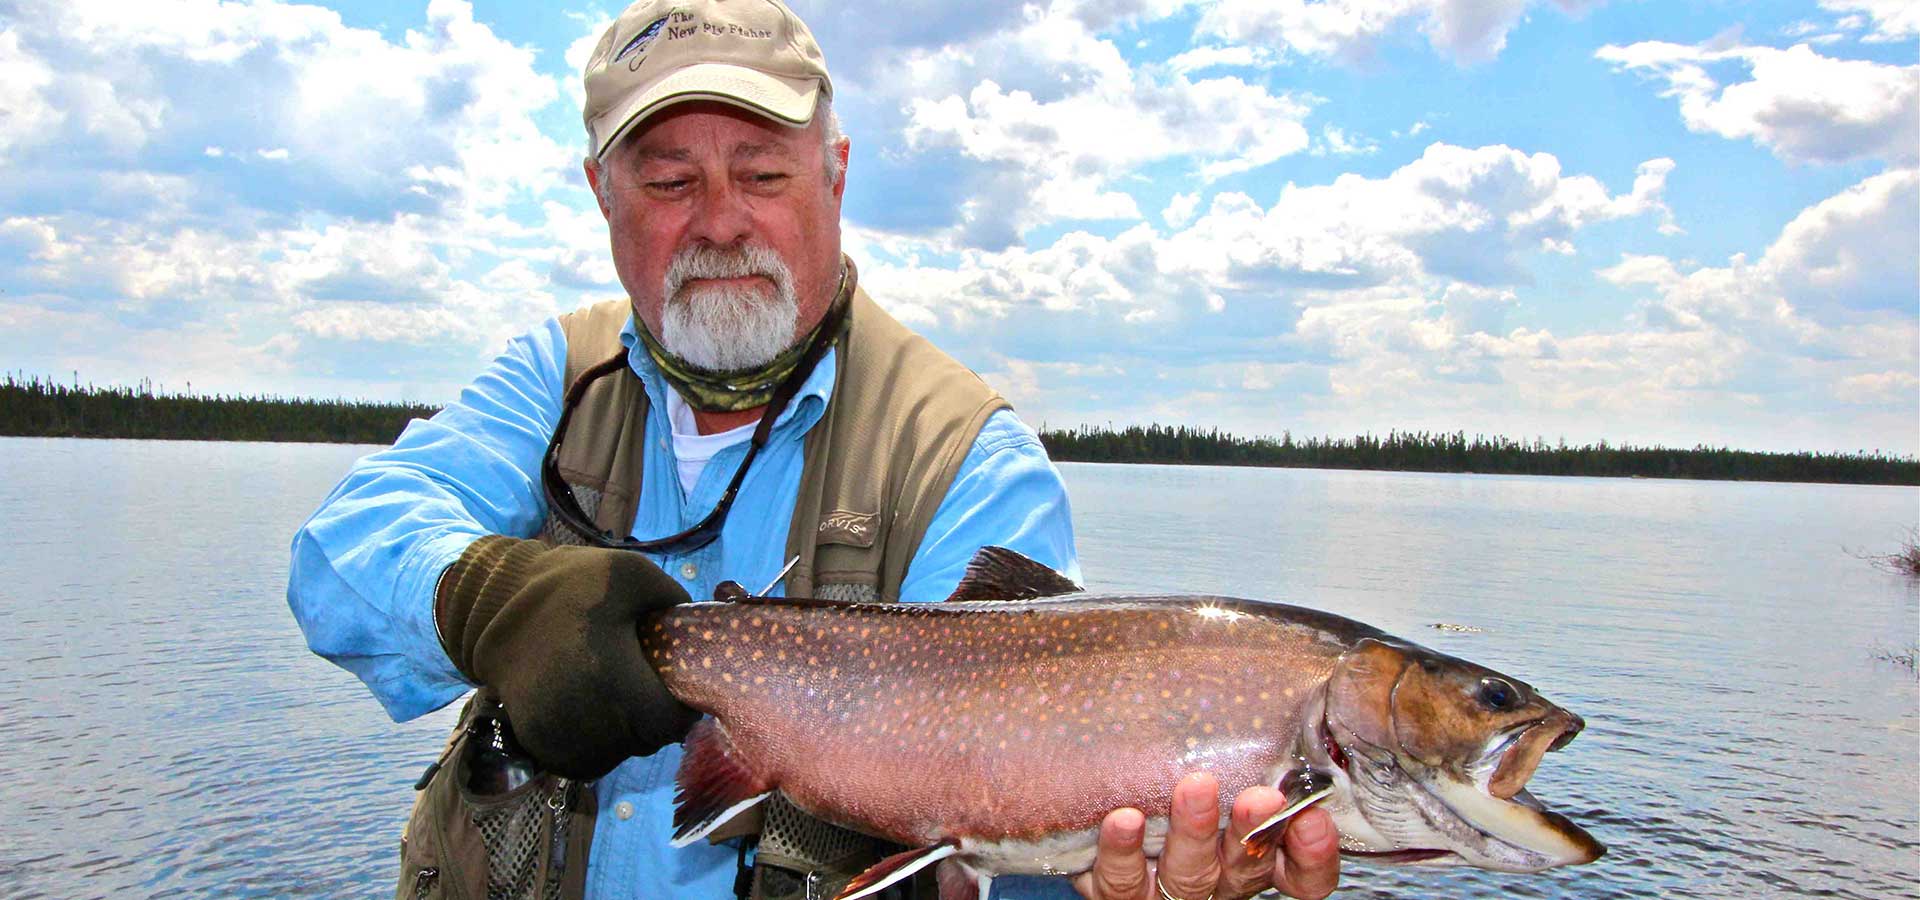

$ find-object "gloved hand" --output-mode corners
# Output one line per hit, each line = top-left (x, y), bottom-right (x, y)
(435, 535), (700, 780)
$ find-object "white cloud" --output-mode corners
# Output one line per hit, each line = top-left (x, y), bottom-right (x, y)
(1166, 44), (1278, 74)
(14, 0), (574, 212)
(0, 0), (598, 389)
(842, 142), (1914, 450)
(1162, 143), (1674, 292)
(1598, 39), (1920, 165)
(1598, 169), (1918, 340)
(1195, 0), (1591, 65)
(1819, 0), (1920, 42)
(1834, 371), (1919, 405)
(0, 30), (63, 160)
(893, 4), (1313, 244)
(850, 142), (1675, 352)
(1163, 191), (1201, 228)
(1760, 168), (1918, 314)
(1312, 125), (1379, 156)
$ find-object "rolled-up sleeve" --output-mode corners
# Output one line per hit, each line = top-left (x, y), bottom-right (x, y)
(286, 320), (568, 722)
(898, 408), (1080, 603)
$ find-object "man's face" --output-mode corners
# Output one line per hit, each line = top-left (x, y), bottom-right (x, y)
(587, 101), (847, 371)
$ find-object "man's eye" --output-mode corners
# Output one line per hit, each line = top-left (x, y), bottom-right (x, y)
(647, 179), (690, 192)
(749, 173), (789, 185)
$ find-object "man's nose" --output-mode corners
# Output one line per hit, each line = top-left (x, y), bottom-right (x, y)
(687, 180), (752, 246)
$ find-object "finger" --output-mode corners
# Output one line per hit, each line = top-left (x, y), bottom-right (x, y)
(1217, 785), (1285, 900)
(1154, 772), (1225, 900)
(1270, 806), (1340, 900)
(1074, 807), (1151, 900)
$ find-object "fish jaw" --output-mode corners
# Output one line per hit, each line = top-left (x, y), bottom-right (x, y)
(1409, 770), (1605, 872)
(1411, 710), (1604, 871)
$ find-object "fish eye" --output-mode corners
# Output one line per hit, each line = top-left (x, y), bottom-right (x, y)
(1476, 677), (1521, 712)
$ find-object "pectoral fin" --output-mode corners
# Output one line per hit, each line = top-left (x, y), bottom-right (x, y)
(1242, 767), (1335, 859)
(834, 842), (960, 900)
(670, 718), (772, 847)
(935, 858), (991, 900)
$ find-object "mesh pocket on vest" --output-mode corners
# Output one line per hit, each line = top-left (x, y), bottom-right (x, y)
(540, 484), (603, 547)
(470, 783), (569, 900)
(751, 793), (888, 899)
(814, 582), (877, 603)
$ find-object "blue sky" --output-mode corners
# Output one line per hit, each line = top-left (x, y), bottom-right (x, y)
(1, 0), (1914, 454)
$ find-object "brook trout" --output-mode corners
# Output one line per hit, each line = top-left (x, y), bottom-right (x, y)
(643, 548), (1604, 899)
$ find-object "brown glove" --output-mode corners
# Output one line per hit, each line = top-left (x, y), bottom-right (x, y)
(436, 535), (700, 780)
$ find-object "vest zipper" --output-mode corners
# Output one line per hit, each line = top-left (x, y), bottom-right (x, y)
(412, 866), (438, 899)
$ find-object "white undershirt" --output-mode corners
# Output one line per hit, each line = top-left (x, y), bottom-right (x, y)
(662, 388), (757, 495)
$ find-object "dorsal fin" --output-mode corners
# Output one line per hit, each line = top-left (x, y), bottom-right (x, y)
(944, 546), (1082, 603)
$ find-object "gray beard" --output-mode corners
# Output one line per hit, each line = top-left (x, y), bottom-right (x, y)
(659, 243), (801, 371)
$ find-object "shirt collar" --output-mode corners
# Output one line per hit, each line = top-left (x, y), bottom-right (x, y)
(618, 312), (836, 437)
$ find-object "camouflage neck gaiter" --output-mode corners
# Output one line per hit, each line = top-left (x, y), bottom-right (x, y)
(637, 257), (855, 413)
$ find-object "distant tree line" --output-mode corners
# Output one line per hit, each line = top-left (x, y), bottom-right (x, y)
(1037, 423), (1918, 486)
(4, 375), (1914, 485)
(1, 374), (436, 445)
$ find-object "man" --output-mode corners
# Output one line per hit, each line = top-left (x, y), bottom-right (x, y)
(286, 1), (1340, 898)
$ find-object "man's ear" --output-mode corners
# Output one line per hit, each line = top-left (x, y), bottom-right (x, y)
(583, 157), (612, 220)
(831, 137), (850, 200)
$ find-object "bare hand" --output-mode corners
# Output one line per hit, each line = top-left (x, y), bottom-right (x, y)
(1073, 772), (1340, 900)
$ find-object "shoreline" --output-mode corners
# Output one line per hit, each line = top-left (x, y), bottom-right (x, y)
(5, 377), (1914, 486)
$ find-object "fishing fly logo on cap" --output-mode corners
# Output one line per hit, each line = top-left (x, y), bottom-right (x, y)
(613, 13), (672, 70)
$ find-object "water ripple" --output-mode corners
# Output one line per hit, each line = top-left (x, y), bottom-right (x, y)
(3, 442), (1917, 899)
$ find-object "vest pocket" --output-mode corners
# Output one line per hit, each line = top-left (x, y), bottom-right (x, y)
(461, 771), (575, 899)
(397, 690), (591, 900)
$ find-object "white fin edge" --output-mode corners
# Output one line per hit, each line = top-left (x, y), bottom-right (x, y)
(840, 844), (960, 900)
(669, 791), (772, 848)
(1242, 785), (1334, 847)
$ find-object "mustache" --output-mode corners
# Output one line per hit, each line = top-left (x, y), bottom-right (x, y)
(663, 243), (794, 299)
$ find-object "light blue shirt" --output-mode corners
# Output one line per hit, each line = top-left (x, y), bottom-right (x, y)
(287, 312), (1079, 899)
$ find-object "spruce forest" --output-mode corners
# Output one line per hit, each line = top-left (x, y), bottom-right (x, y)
(3, 375), (1913, 485)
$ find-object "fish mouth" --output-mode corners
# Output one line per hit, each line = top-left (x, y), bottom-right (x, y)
(1484, 712), (1582, 801)
(1423, 711), (1603, 871)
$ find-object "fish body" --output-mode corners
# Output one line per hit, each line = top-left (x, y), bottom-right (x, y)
(642, 549), (1603, 898)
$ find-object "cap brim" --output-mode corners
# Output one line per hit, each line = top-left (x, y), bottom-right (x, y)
(591, 63), (821, 158)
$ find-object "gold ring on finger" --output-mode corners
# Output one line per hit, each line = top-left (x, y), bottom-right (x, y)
(1154, 881), (1213, 900)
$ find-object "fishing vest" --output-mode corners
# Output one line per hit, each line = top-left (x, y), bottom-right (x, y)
(547, 288), (1004, 899)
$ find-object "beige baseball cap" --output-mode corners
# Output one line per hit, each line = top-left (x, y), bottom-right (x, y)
(582, 0), (833, 159)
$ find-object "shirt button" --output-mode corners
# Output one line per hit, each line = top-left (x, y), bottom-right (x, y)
(681, 562), (698, 579)
(616, 801), (634, 821)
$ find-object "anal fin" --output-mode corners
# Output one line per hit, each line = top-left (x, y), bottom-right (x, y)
(833, 842), (959, 900)
(671, 718), (773, 847)
(1242, 767), (1335, 859)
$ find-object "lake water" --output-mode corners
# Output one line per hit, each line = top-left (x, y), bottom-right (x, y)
(0, 437), (1915, 899)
